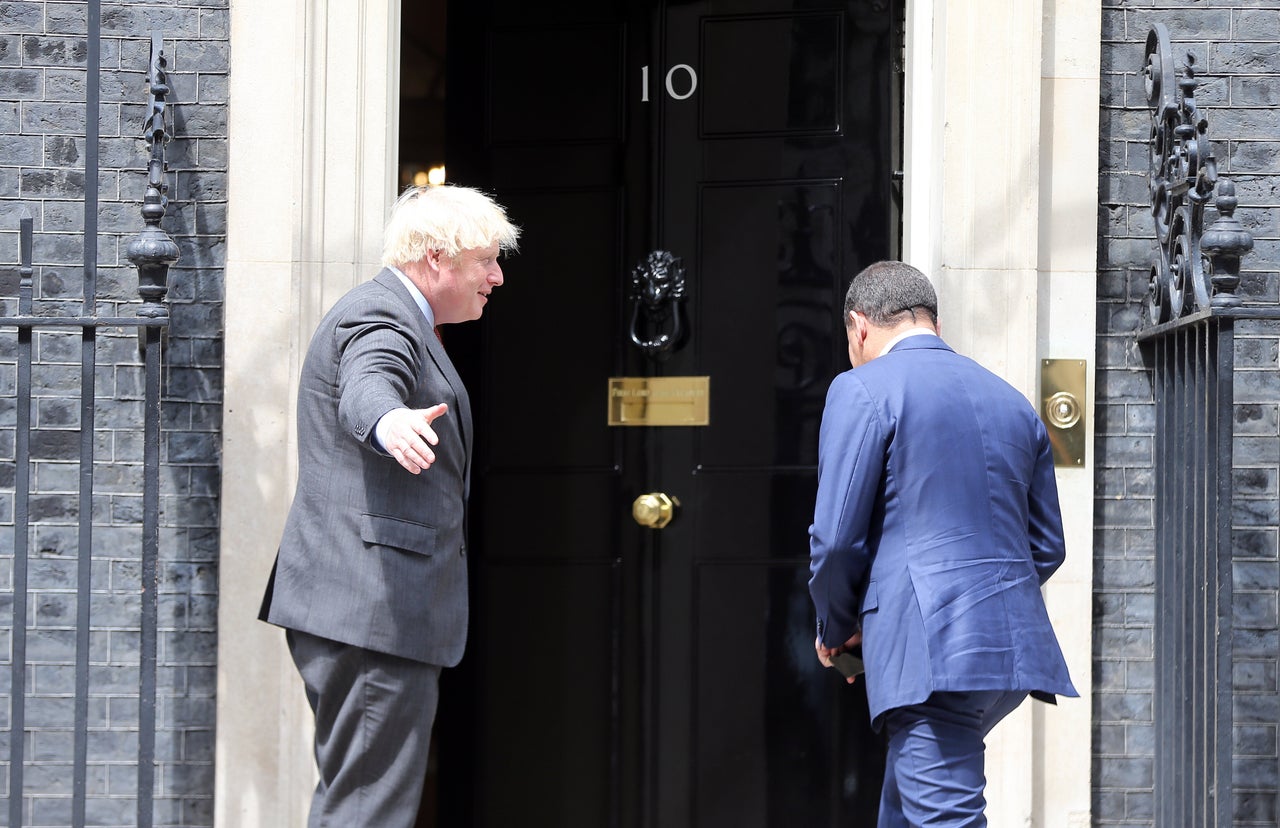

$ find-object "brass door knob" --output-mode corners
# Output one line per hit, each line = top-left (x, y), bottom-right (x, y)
(632, 492), (679, 529)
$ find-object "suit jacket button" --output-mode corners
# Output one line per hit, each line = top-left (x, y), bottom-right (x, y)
(460, 545), (467, 557)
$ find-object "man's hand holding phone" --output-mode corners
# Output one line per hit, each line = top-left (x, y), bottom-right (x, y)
(816, 632), (864, 684)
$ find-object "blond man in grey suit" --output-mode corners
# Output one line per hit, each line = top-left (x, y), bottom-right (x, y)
(260, 185), (520, 827)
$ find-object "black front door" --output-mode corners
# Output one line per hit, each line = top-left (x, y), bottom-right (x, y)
(426, 2), (900, 825)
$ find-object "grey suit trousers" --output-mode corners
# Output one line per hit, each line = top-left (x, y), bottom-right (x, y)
(288, 630), (442, 828)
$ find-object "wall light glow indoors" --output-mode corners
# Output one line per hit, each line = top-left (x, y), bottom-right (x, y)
(407, 165), (446, 188)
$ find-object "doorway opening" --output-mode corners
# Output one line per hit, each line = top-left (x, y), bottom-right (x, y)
(400, 0), (448, 192)
(400, 11), (449, 828)
(400, 2), (902, 825)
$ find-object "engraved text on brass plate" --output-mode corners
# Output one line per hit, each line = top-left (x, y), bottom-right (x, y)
(608, 376), (710, 426)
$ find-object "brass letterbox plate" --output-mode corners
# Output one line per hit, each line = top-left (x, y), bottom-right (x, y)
(1040, 359), (1087, 467)
(608, 376), (710, 427)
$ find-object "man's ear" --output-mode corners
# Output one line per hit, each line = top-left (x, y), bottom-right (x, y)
(849, 311), (869, 341)
(424, 248), (445, 272)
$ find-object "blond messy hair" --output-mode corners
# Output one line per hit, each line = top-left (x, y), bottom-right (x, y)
(381, 185), (521, 267)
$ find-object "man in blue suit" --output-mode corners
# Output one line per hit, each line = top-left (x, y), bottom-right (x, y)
(808, 261), (1076, 827)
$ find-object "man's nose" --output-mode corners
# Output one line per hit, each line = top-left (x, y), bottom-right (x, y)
(490, 264), (504, 286)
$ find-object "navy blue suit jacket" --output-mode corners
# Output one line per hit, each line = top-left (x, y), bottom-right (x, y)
(809, 334), (1077, 726)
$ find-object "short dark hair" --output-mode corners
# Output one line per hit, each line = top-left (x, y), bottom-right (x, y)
(843, 260), (938, 327)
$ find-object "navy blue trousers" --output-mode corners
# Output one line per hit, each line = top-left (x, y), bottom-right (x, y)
(877, 690), (1028, 828)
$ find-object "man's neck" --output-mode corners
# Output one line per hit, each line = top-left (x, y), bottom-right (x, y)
(867, 323), (936, 359)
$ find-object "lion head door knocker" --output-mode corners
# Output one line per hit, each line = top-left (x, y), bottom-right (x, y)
(629, 250), (687, 360)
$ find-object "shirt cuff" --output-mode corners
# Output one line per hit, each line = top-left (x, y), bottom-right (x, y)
(372, 408), (408, 455)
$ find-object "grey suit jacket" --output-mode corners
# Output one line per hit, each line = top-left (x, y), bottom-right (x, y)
(260, 268), (471, 667)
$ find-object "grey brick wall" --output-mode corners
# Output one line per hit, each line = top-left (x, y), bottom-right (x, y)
(1100, 3), (1280, 826)
(4, 2), (1277, 826)
(0, 2), (226, 826)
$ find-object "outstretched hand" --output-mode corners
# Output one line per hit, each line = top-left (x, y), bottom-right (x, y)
(379, 404), (448, 474)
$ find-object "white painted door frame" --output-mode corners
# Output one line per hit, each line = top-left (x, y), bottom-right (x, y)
(904, 2), (1098, 825)
(215, 1), (1099, 824)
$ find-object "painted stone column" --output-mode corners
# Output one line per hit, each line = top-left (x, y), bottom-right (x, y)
(903, 1), (1099, 825)
(216, 1), (400, 825)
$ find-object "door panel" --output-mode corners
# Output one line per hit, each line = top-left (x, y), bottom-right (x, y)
(481, 188), (622, 467)
(652, 3), (893, 821)
(700, 14), (844, 136)
(696, 181), (841, 467)
(694, 563), (863, 827)
(477, 565), (617, 825)
(436, 1), (898, 825)
(486, 27), (625, 145)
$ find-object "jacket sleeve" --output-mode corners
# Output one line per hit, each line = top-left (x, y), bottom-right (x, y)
(1027, 423), (1067, 585)
(808, 373), (886, 649)
(333, 298), (425, 448)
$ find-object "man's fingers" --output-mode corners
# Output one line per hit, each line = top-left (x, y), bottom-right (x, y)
(815, 637), (834, 668)
(382, 406), (447, 473)
(390, 440), (434, 474)
(403, 440), (436, 467)
(412, 407), (445, 445)
(387, 445), (418, 474)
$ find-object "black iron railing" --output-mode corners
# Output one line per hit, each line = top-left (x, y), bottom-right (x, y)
(1139, 23), (1280, 828)
(2, 20), (177, 828)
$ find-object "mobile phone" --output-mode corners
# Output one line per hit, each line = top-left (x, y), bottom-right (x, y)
(829, 650), (864, 679)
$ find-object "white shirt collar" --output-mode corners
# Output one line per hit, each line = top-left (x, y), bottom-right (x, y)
(879, 328), (935, 358)
(387, 265), (436, 329)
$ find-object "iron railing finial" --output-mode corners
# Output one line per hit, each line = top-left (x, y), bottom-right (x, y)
(1201, 180), (1252, 308)
(126, 31), (179, 322)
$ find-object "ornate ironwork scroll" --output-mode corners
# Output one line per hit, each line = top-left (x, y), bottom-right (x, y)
(629, 250), (686, 359)
(1140, 24), (1273, 828)
(1143, 23), (1253, 327)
